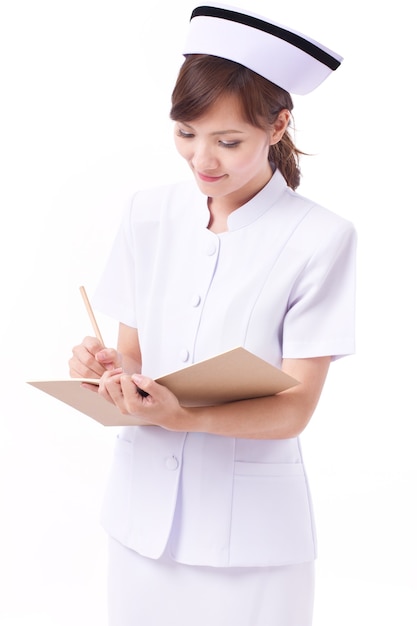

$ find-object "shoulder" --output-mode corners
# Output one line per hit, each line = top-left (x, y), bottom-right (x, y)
(280, 187), (356, 253)
(286, 187), (353, 230)
(265, 171), (355, 244)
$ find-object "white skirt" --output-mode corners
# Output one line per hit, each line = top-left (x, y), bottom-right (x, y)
(108, 537), (315, 626)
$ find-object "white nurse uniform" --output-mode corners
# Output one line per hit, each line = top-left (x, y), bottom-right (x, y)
(93, 169), (356, 624)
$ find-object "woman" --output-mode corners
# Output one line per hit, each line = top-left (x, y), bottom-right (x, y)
(69, 4), (356, 625)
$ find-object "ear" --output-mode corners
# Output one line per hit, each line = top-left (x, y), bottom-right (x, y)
(270, 109), (291, 145)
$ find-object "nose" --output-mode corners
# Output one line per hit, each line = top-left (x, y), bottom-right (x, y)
(191, 141), (219, 172)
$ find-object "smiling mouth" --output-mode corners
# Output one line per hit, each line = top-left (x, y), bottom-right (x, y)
(197, 172), (225, 183)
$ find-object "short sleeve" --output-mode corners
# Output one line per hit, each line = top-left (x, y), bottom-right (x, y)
(282, 221), (357, 360)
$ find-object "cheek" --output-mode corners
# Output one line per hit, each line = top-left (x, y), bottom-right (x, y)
(231, 149), (266, 172)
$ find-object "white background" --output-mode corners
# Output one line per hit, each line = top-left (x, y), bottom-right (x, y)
(1, 0), (416, 624)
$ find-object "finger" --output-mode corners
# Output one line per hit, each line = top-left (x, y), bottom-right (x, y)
(96, 348), (123, 370)
(81, 336), (106, 356)
(69, 343), (107, 378)
(129, 374), (156, 400)
(99, 369), (127, 408)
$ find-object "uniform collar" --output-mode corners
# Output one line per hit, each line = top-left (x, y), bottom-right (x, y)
(226, 168), (288, 231)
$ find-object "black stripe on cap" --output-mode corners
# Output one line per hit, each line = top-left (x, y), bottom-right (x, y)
(191, 6), (341, 71)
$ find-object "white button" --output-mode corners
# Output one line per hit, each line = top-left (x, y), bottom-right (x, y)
(165, 456), (179, 471)
(180, 349), (189, 362)
(206, 242), (217, 256)
(191, 294), (201, 307)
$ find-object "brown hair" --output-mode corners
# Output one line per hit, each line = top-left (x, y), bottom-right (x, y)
(170, 54), (303, 190)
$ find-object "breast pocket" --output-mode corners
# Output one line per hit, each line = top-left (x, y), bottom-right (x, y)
(229, 462), (316, 566)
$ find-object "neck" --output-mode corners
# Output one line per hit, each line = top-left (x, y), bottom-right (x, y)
(207, 197), (233, 233)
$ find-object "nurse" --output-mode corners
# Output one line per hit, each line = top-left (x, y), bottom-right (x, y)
(69, 4), (356, 625)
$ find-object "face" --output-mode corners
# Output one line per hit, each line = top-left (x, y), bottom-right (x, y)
(173, 95), (288, 211)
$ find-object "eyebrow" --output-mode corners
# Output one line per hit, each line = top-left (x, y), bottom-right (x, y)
(181, 122), (245, 136)
(212, 130), (245, 136)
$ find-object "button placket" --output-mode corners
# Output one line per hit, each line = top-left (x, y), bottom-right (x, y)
(176, 233), (219, 368)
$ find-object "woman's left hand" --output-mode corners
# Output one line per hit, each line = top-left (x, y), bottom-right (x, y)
(98, 369), (188, 430)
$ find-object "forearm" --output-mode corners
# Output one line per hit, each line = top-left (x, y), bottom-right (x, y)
(172, 356), (330, 439)
(121, 354), (142, 375)
(109, 356), (331, 437)
(181, 390), (314, 439)
(117, 322), (142, 374)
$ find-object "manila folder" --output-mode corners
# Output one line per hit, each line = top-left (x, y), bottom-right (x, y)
(27, 347), (299, 427)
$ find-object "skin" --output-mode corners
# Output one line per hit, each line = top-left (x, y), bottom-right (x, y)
(174, 94), (290, 232)
(69, 95), (331, 439)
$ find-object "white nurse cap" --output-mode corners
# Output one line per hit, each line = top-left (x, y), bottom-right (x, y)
(183, 3), (343, 95)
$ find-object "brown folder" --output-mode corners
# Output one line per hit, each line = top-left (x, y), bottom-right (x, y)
(27, 347), (299, 427)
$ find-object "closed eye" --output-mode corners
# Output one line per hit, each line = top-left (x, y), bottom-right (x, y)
(219, 140), (241, 148)
(176, 129), (194, 139)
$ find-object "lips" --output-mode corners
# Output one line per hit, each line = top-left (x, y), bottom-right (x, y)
(197, 172), (225, 183)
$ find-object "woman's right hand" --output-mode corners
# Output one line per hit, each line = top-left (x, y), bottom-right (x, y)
(69, 336), (123, 380)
